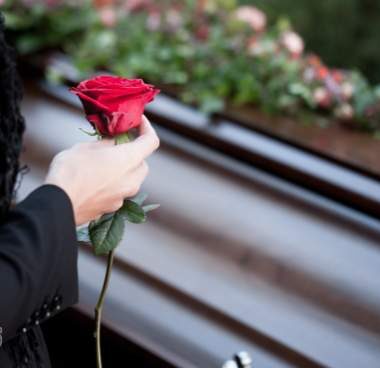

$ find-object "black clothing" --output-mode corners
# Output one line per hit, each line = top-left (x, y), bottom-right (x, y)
(0, 184), (79, 367)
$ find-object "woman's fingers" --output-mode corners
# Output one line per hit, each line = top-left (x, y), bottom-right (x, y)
(108, 117), (159, 168)
(120, 161), (149, 197)
(77, 118), (158, 192)
(129, 117), (160, 157)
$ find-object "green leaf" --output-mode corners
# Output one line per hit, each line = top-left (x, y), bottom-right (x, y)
(119, 199), (146, 224)
(143, 204), (160, 213)
(77, 226), (90, 243)
(131, 192), (148, 206)
(89, 212), (125, 255)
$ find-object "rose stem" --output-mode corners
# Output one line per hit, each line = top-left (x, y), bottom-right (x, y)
(94, 131), (132, 368)
(95, 250), (115, 368)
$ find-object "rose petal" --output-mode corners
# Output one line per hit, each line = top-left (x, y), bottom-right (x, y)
(70, 88), (111, 114)
(107, 101), (145, 135)
(87, 114), (109, 135)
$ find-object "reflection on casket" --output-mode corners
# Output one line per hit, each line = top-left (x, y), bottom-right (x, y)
(19, 83), (380, 368)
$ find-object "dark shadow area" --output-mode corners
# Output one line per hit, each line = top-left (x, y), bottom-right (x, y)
(42, 308), (177, 368)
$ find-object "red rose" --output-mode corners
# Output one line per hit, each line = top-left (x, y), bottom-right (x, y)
(70, 75), (160, 136)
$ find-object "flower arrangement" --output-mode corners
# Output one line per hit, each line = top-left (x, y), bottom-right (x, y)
(2, 0), (380, 133)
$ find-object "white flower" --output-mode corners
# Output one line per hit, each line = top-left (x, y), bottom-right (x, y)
(335, 103), (354, 120)
(340, 82), (354, 100)
(234, 6), (267, 32)
(313, 87), (331, 107)
(281, 31), (304, 56)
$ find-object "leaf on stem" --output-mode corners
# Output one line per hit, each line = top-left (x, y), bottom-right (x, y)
(143, 204), (160, 213)
(131, 192), (148, 205)
(119, 199), (146, 224)
(89, 212), (125, 255)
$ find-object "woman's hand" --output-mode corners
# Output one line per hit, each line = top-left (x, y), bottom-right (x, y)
(44, 116), (159, 226)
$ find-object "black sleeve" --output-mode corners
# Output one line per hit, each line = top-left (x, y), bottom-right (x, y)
(0, 184), (79, 343)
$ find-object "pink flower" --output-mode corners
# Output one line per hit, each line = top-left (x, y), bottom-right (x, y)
(314, 87), (332, 108)
(146, 11), (161, 31)
(234, 6), (267, 32)
(281, 31), (304, 57)
(99, 7), (117, 28)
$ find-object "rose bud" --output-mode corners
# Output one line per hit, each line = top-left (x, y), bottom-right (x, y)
(70, 75), (160, 136)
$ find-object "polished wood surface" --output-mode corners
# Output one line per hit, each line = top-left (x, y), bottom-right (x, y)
(18, 84), (380, 368)
(223, 104), (380, 178)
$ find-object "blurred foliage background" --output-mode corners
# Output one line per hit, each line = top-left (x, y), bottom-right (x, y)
(240, 0), (380, 83)
(1, 0), (379, 134)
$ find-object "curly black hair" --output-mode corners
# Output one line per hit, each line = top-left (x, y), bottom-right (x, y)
(0, 14), (26, 222)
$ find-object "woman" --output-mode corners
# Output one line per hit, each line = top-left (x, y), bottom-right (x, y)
(0, 14), (159, 367)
